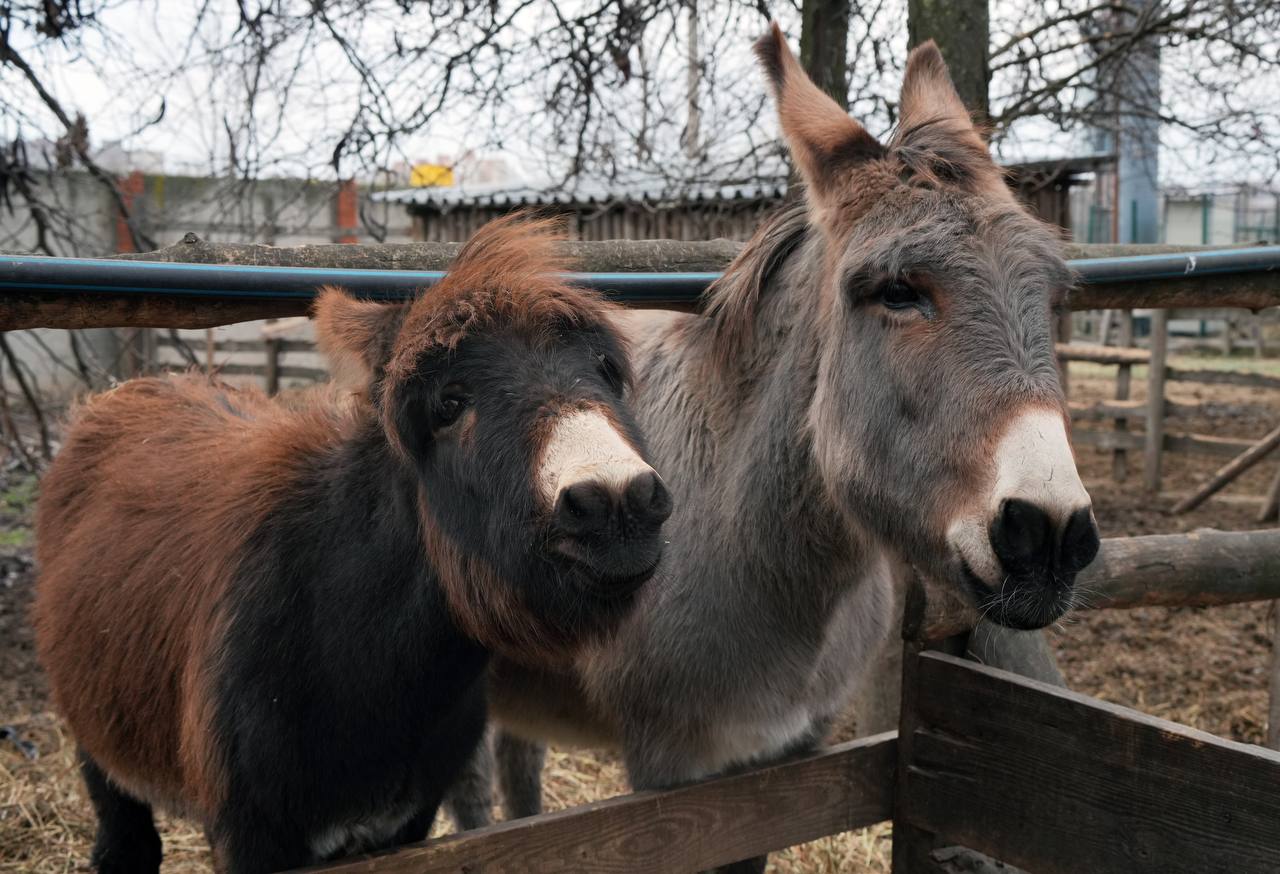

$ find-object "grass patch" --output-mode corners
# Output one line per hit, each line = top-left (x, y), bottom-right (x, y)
(0, 528), (30, 549)
(0, 474), (38, 520)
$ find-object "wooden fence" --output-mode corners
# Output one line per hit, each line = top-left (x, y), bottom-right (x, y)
(1060, 340), (1280, 516)
(8, 240), (1280, 872)
(294, 532), (1280, 874)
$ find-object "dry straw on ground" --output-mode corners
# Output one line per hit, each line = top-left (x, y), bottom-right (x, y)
(2, 368), (1277, 871)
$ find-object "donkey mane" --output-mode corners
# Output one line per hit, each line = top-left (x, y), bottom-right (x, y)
(700, 197), (810, 371)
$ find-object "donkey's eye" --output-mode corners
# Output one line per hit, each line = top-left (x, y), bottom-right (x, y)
(878, 280), (924, 310)
(598, 355), (625, 393)
(436, 387), (472, 428)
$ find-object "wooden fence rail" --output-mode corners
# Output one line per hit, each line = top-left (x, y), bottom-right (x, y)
(1057, 341), (1280, 490)
(301, 735), (896, 874)
(893, 651), (1280, 874)
(289, 529), (1280, 873)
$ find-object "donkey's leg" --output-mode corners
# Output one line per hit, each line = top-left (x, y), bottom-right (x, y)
(443, 727), (495, 831)
(495, 730), (547, 820)
(79, 749), (163, 874)
(212, 799), (314, 874)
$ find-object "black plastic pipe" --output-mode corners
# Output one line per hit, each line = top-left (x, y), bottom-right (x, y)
(1, 246), (1279, 306)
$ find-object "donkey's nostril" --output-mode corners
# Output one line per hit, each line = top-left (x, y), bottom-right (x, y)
(991, 498), (1053, 573)
(990, 499), (1100, 579)
(556, 481), (612, 536)
(1059, 506), (1101, 574)
(625, 470), (673, 528)
(556, 471), (672, 542)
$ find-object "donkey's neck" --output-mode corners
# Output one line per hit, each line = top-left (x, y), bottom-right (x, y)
(640, 228), (863, 598)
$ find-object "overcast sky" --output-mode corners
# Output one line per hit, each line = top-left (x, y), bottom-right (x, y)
(3, 1), (1275, 190)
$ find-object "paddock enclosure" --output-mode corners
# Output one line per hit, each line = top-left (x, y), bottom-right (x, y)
(4, 239), (1280, 872)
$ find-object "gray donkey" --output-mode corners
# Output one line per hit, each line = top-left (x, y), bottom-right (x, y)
(449, 25), (1101, 872)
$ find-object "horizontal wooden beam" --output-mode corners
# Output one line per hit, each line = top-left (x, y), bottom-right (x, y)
(919, 528), (1280, 640)
(298, 733), (897, 873)
(899, 651), (1280, 873)
(1072, 427), (1255, 458)
(1069, 398), (1148, 421)
(1166, 366), (1280, 391)
(155, 335), (315, 355)
(1057, 342), (1150, 365)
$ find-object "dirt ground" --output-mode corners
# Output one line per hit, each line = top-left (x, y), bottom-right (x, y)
(2, 361), (1278, 873)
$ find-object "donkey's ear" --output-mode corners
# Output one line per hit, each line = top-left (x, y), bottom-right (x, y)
(898, 41), (973, 131)
(313, 286), (407, 393)
(892, 41), (999, 182)
(754, 23), (885, 196)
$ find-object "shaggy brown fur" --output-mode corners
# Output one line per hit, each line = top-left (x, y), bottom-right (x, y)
(33, 214), (666, 872)
(35, 378), (356, 817)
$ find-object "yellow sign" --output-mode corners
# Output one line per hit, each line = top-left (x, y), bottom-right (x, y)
(410, 164), (454, 187)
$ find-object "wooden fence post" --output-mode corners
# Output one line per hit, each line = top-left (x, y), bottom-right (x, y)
(1145, 310), (1169, 493)
(1260, 466), (1280, 523)
(893, 581), (942, 874)
(892, 581), (1024, 874)
(1056, 310), (1073, 398)
(204, 328), (216, 375)
(265, 338), (281, 396)
(1114, 362), (1132, 482)
(1269, 603), (1280, 751)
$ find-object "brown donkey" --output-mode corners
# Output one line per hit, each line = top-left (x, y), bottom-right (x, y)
(33, 216), (671, 873)
(460, 26), (1101, 873)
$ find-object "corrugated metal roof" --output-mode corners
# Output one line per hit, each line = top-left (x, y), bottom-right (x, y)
(371, 174), (790, 209)
(372, 153), (1115, 210)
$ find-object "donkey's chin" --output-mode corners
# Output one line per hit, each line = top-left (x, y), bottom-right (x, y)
(548, 539), (663, 599)
(958, 560), (1077, 631)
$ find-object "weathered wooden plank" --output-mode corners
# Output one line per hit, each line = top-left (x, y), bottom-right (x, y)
(1072, 428), (1255, 458)
(1172, 423), (1280, 513)
(1056, 342), (1150, 365)
(900, 651), (1280, 874)
(1145, 310), (1170, 492)
(1069, 398), (1148, 421)
(212, 362), (327, 382)
(1114, 361), (1133, 482)
(298, 733), (897, 874)
(920, 528), (1280, 639)
(1268, 608), (1280, 751)
(1166, 366), (1280, 391)
(155, 335), (315, 355)
(0, 293), (308, 331)
(115, 233), (744, 274)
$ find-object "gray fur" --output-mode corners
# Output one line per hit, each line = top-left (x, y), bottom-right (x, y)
(473, 182), (1075, 786)
(445, 44), (1086, 871)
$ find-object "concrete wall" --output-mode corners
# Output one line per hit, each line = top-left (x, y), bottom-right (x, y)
(1, 170), (413, 402)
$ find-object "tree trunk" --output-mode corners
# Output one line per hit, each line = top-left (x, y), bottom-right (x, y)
(799, 0), (851, 108)
(907, 0), (990, 119)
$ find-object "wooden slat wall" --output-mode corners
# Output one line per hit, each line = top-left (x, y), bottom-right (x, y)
(417, 201), (780, 244)
(896, 651), (1280, 874)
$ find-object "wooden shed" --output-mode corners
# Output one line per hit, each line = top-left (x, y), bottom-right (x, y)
(378, 157), (1112, 243)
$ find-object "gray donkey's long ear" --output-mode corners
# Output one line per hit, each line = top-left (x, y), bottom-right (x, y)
(898, 41), (973, 133)
(892, 41), (1008, 192)
(754, 23), (886, 199)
